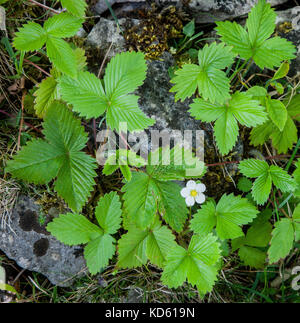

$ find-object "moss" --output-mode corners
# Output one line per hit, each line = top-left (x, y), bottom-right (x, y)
(124, 4), (187, 60)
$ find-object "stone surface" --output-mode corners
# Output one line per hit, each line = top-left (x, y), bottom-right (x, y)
(0, 6), (6, 31)
(0, 196), (86, 287)
(86, 18), (138, 59)
(94, 0), (289, 23)
(276, 7), (300, 76)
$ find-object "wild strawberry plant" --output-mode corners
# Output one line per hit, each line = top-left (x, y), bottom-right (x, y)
(4, 0), (300, 297)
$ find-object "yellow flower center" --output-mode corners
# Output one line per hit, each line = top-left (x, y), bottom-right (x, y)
(190, 190), (197, 197)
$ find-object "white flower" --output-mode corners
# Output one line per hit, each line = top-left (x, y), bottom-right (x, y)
(180, 180), (206, 207)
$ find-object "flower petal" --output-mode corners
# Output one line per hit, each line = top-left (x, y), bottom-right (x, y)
(195, 193), (206, 204)
(186, 180), (196, 190)
(180, 187), (190, 198)
(185, 196), (195, 207)
(196, 183), (206, 193)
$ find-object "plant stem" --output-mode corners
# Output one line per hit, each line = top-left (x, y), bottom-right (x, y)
(285, 137), (300, 171)
(27, 0), (61, 14)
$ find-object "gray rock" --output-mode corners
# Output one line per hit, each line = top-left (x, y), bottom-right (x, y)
(0, 196), (86, 287)
(94, 0), (146, 14)
(86, 18), (138, 59)
(187, 0), (289, 23)
(276, 7), (300, 76)
(94, 0), (288, 23)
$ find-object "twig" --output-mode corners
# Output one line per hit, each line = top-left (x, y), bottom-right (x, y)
(26, 0), (61, 14)
(24, 59), (51, 77)
(0, 109), (42, 134)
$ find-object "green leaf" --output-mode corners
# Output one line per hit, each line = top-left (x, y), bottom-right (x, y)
(156, 180), (188, 233)
(269, 165), (296, 193)
(190, 201), (216, 236)
(266, 97), (287, 131)
(46, 213), (102, 245)
(250, 120), (274, 146)
(268, 218), (294, 264)
(14, 21), (47, 51)
(44, 12), (83, 38)
(170, 42), (233, 104)
(146, 218), (177, 267)
(239, 246), (266, 269)
(245, 220), (272, 247)
(84, 234), (115, 274)
(46, 37), (77, 78)
(239, 159), (269, 178)
(237, 177), (253, 193)
(271, 61), (289, 81)
(191, 194), (258, 240)
(214, 111), (239, 156)
(117, 225), (149, 268)
(6, 102), (97, 212)
(239, 159), (295, 205)
(246, 0), (276, 47)
(293, 160), (300, 198)
(216, 0), (296, 69)
(5, 139), (63, 184)
(215, 21), (251, 59)
(251, 172), (272, 205)
(190, 92), (266, 155)
(122, 172), (158, 229)
(59, 71), (107, 118)
(147, 146), (205, 181)
(60, 0), (87, 18)
(59, 51), (154, 131)
(95, 192), (122, 235)
(183, 19), (195, 37)
(34, 76), (59, 118)
(161, 234), (221, 295)
(270, 115), (298, 153)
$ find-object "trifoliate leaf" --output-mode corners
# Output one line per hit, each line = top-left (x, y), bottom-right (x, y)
(239, 159), (296, 205)
(6, 102), (97, 212)
(161, 234), (221, 295)
(46, 213), (102, 245)
(59, 52), (154, 131)
(170, 42), (233, 104)
(84, 234), (115, 274)
(268, 218), (294, 264)
(60, 0), (87, 18)
(95, 191), (122, 235)
(190, 92), (267, 155)
(191, 194), (258, 240)
(239, 246), (266, 269)
(216, 0), (296, 69)
(48, 192), (122, 274)
(13, 21), (47, 51)
(46, 37), (78, 78)
(44, 12), (83, 38)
